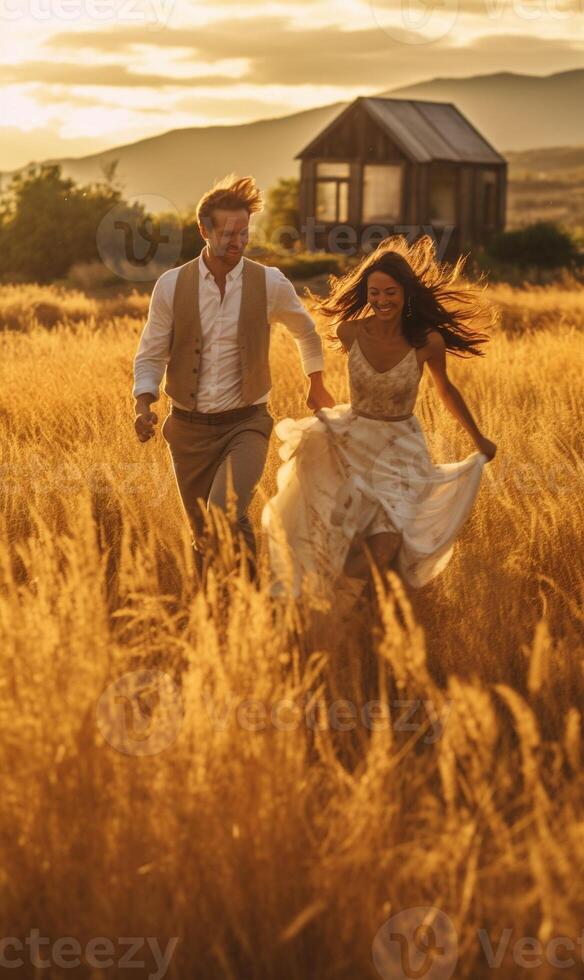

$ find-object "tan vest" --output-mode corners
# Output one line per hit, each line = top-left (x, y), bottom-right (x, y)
(163, 254), (271, 409)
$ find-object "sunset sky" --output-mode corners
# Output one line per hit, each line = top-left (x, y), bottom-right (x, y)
(2, 0), (583, 170)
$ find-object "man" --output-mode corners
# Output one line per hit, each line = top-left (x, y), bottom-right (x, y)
(133, 172), (335, 582)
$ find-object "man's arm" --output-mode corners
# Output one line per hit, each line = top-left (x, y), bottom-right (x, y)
(133, 270), (175, 413)
(268, 269), (335, 409)
(133, 270), (175, 441)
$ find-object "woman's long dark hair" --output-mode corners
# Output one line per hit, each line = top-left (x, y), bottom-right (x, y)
(304, 234), (498, 358)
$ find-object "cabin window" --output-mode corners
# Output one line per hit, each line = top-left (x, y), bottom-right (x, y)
(429, 165), (457, 224)
(316, 162), (350, 178)
(315, 161), (350, 222)
(362, 164), (402, 223)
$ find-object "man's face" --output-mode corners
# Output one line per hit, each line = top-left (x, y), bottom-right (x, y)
(199, 208), (250, 264)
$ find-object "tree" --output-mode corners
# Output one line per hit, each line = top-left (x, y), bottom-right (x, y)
(0, 164), (122, 282)
(261, 177), (300, 251)
(100, 158), (124, 194)
(174, 207), (205, 263)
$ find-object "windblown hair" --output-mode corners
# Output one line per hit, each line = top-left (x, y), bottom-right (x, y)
(306, 234), (498, 358)
(196, 173), (264, 233)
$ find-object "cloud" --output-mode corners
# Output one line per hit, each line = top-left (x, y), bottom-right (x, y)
(45, 17), (583, 88)
(370, 0), (583, 20)
(0, 61), (236, 87)
(44, 20), (453, 87)
(32, 18), (388, 93)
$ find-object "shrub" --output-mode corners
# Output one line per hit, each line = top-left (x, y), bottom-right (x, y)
(486, 221), (581, 271)
(0, 284), (99, 330)
(66, 262), (121, 292)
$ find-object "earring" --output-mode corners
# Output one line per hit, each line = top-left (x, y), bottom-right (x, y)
(406, 296), (413, 317)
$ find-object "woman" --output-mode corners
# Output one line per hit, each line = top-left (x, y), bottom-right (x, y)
(261, 235), (498, 603)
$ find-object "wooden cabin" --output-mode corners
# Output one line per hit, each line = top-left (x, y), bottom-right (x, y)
(295, 96), (507, 261)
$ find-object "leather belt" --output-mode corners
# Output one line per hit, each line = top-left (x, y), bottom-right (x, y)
(170, 403), (269, 425)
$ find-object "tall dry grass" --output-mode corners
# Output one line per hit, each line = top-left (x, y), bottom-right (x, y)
(0, 279), (583, 979)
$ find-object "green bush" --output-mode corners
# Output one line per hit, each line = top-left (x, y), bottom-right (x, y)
(486, 220), (581, 271)
(257, 177), (300, 250)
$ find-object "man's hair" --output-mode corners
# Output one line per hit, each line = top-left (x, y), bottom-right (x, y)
(196, 173), (263, 233)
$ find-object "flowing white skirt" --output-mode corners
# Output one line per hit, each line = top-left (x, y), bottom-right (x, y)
(261, 403), (488, 599)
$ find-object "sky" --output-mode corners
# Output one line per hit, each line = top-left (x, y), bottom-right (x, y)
(1, 0), (583, 170)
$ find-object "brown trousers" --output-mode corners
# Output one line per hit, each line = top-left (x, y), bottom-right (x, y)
(161, 404), (274, 565)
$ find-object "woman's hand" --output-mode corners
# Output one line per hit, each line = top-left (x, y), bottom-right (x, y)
(475, 435), (497, 461)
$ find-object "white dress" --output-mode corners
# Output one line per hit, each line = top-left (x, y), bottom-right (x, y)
(261, 336), (488, 599)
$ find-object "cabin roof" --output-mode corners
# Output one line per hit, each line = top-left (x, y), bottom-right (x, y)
(295, 96), (506, 166)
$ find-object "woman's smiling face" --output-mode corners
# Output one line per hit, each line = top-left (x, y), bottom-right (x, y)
(366, 271), (405, 321)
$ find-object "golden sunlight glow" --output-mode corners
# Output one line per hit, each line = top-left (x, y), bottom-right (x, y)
(1, 0), (581, 168)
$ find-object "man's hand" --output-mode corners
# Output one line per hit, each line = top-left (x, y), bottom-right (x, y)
(134, 393), (158, 442)
(135, 410), (158, 442)
(306, 372), (335, 412)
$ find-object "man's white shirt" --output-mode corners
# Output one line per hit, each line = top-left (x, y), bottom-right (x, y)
(132, 251), (324, 412)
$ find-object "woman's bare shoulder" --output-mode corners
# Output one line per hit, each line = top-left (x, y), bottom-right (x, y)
(421, 329), (446, 350)
(335, 319), (360, 350)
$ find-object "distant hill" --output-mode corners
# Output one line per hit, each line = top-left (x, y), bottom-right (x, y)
(0, 102), (346, 213)
(1, 69), (582, 214)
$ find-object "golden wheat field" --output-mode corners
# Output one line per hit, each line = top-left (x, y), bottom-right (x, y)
(1, 278), (584, 980)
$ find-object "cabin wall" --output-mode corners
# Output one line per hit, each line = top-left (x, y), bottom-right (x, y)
(298, 159), (316, 232)
(407, 161), (462, 261)
(458, 165), (475, 253)
(349, 162), (361, 225)
(469, 164), (507, 248)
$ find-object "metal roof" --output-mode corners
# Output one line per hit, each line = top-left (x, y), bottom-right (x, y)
(295, 97), (506, 165)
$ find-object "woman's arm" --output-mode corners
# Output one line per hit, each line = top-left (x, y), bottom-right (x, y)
(423, 330), (497, 460)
